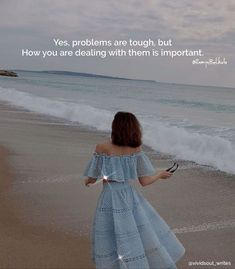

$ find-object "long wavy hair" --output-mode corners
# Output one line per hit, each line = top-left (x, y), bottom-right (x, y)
(111, 111), (142, 147)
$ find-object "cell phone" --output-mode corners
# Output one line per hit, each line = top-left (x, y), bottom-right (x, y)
(166, 162), (179, 173)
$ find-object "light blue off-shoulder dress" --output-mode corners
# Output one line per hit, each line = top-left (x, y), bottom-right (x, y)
(83, 151), (185, 269)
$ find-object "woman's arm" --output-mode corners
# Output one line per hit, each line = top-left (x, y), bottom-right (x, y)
(138, 170), (172, 187)
(85, 177), (96, 187)
(84, 143), (106, 187)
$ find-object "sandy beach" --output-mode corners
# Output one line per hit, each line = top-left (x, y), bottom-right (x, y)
(0, 101), (235, 269)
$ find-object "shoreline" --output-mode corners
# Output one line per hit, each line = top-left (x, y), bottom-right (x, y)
(0, 99), (221, 175)
(0, 101), (234, 268)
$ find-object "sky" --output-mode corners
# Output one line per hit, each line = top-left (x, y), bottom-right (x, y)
(0, 0), (235, 87)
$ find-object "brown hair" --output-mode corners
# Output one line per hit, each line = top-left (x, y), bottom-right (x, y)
(111, 111), (142, 147)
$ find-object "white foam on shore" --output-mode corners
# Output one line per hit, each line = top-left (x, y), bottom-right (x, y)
(173, 219), (235, 234)
(143, 121), (235, 174)
(0, 86), (235, 175)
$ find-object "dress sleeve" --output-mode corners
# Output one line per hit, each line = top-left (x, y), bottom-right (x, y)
(136, 152), (156, 177)
(83, 154), (103, 179)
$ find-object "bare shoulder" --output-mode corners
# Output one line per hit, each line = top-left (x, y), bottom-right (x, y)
(95, 141), (142, 155)
(135, 145), (142, 152)
(95, 140), (111, 154)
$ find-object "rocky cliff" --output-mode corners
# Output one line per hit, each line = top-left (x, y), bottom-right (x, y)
(0, 70), (18, 77)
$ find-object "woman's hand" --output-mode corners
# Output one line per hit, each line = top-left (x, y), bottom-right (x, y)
(85, 178), (90, 187)
(85, 177), (96, 187)
(159, 170), (173, 179)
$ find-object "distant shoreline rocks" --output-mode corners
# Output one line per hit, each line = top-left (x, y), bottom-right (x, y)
(0, 70), (18, 77)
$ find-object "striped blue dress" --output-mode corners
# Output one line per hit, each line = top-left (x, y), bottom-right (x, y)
(83, 151), (185, 269)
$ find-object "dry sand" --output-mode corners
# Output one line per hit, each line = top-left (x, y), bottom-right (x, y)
(0, 101), (235, 269)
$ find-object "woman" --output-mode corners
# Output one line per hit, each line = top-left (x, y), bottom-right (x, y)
(83, 111), (185, 269)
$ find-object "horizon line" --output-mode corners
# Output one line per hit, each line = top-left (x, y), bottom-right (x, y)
(11, 68), (235, 90)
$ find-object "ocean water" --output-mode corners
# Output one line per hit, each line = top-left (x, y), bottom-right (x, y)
(1, 70), (235, 174)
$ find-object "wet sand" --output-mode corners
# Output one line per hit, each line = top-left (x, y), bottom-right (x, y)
(0, 101), (235, 269)
(0, 103), (96, 269)
(0, 144), (94, 269)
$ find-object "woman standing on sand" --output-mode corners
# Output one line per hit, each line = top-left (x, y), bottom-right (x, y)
(83, 111), (185, 269)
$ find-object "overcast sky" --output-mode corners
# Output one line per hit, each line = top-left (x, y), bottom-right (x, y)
(0, 0), (234, 87)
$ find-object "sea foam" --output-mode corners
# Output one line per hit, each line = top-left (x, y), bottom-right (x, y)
(0, 86), (235, 174)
